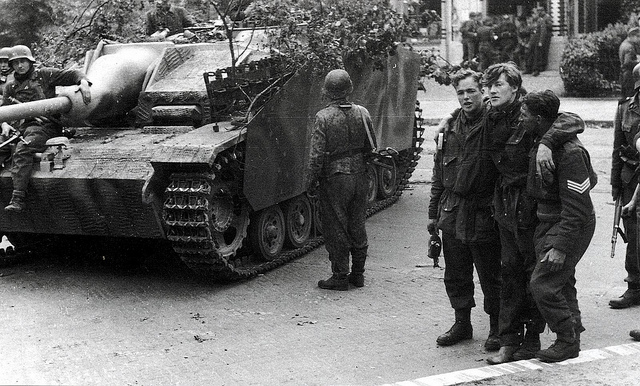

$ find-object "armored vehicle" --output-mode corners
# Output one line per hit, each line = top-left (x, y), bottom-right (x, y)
(0, 38), (423, 281)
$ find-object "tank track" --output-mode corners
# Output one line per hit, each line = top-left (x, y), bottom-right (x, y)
(162, 108), (425, 281)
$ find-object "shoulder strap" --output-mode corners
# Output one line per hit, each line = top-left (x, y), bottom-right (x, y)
(358, 105), (377, 151)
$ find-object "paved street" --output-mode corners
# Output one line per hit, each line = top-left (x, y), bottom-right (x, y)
(1, 115), (640, 385)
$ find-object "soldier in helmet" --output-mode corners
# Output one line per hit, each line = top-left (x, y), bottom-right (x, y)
(609, 62), (640, 309)
(0, 47), (13, 103)
(0, 45), (91, 212)
(306, 69), (376, 290)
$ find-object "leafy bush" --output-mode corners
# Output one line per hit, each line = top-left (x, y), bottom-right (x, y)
(560, 22), (628, 96)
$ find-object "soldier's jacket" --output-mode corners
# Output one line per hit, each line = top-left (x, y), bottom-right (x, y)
(306, 101), (375, 190)
(460, 19), (478, 41)
(612, 95), (640, 189)
(490, 105), (585, 232)
(145, 5), (195, 36)
(429, 108), (499, 244)
(527, 123), (597, 254)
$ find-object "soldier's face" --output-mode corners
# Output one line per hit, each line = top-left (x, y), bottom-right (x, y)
(455, 77), (484, 116)
(11, 59), (32, 75)
(487, 73), (518, 109)
(0, 59), (8, 72)
(519, 104), (540, 135)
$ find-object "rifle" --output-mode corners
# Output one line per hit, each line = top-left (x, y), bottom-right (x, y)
(612, 195), (629, 259)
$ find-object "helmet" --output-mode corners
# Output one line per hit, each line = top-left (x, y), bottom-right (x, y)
(323, 69), (353, 99)
(0, 47), (11, 60)
(8, 45), (35, 63)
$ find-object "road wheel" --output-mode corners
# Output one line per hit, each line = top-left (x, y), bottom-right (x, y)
(366, 163), (378, 205)
(377, 157), (398, 198)
(249, 205), (285, 261)
(284, 195), (312, 248)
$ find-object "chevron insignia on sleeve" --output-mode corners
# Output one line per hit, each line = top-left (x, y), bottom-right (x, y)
(567, 177), (590, 194)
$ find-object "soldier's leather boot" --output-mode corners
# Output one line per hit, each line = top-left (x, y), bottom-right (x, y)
(487, 345), (519, 365)
(630, 329), (640, 341)
(318, 273), (348, 291)
(437, 309), (472, 346)
(511, 331), (541, 361)
(484, 314), (500, 351)
(4, 190), (25, 212)
(609, 288), (640, 309)
(536, 330), (580, 363)
(348, 247), (366, 287)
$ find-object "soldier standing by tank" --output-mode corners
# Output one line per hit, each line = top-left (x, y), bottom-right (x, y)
(429, 69), (502, 351)
(0, 47), (13, 104)
(521, 90), (597, 363)
(619, 28), (640, 100)
(609, 62), (640, 309)
(460, 12), (479, 63)
(305, 69), (375, 291)
(0, 45), (91, 212)
(145, 0), (195, 38)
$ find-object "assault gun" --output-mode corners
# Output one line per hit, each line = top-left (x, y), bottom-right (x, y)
(612, 196), (628, 259)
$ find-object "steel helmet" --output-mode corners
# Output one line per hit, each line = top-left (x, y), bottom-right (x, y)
(8, 45), (35, 63)
(323, 69), (353, 99)
(0, 47), (11, 60)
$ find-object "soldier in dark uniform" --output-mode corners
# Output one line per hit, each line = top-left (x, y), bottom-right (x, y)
(522, 90), (597, 363)
(618, 28), (640, 100)
(306, 69), (375, 291)
(529, 8), (552, 76)
(496, 15), (518, 63)
(476, 18), (497, 71)
(145, 0), (195, 37)
(460, 12), (479, 62)
(609, 62), (640, 308)
(429, 69), (502, 351)
(0, 47), (13, 103)
(0, 45), (91, 212)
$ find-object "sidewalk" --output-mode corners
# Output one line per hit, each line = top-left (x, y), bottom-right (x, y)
(419, 69), (619, 125)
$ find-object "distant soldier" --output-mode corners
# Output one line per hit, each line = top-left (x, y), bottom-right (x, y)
(0, 47), (13, 100)
(529, 7), (553, 76)
(609, 62), (640, 309)
(476, 17), (497, 71)
(0, 45), (91, 211)
(306, 69), (375, 290)
(496, 15), (518, 63)
(523, 90), (597, 363)
(460, 12), (479, 62)
(619, 28), (640, 100)
(145, 0), (195, 38)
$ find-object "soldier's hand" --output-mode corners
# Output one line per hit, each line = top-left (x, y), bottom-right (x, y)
(536, 143), (554, 180)
(77, 79), (92, 105)
(1, 122), (14, 138)
(541, 248), (566, 272)
(427, 219), (439, 235)
(622, 200), (636, 217)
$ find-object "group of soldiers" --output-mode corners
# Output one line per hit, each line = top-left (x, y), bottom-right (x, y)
(461, 7), (552, 75)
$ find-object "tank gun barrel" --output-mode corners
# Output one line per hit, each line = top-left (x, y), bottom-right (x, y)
(0, 96), (72, 123)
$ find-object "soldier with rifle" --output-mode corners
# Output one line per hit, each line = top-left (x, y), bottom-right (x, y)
(609, 63), (640, 309)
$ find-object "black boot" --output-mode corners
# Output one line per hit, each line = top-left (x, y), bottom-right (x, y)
(536, 330), (579, 363)
(609, 287), (640, 309)
(348, 247), (367, 287)
(4, 190), (25, 212)
(512, 331), (541, 361)
(484, 314), (500, 351)
(318, 273), (348, 291)
(437, 309), (472, 346)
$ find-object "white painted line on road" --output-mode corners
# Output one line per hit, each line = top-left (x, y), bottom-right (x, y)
(385, 342), (640, 386)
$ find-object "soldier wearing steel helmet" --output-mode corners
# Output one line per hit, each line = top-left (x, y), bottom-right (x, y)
(0, 47), (13, 103)
(609, 62), (640, 309)
(306, 69), (376, 290)
(0, 45), (91, 212)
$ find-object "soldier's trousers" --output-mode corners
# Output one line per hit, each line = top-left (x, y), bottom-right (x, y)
(622, 182), (640, 287)
(530, 216), (595, 334)
(441, 231), (501, 316)
(8, 123), (57, 193)
(497, 225), (545, 346)
(319, 172), (368, 274)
